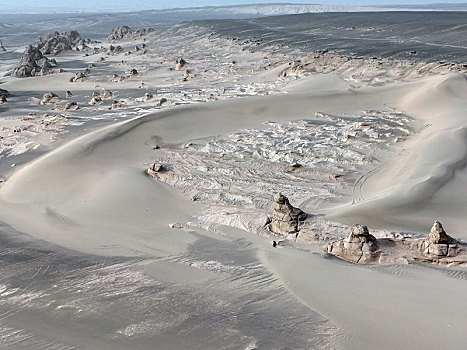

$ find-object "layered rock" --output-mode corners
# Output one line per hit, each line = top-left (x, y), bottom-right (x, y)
(11, 45), (57, 77)
(107, 26), (154, 42)
(416, 221), (463, 262)
(326, 224), (380, 264)
(33, 31), (85, 55)
(270, 193), (307, 235)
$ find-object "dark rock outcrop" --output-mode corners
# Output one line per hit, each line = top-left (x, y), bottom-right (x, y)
(33, 31), (84, 55)
(175, 58), (187, 70)
(326, 224), (380, 264)
(270, 193), (307, 235)
(0, 88), (10, 99)
(11, 45), (57, 77)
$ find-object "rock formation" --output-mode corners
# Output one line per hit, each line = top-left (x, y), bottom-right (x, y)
(107, 26), (154, 42)
(0, 88), (10, 99)
(175, 58), (187, 70)
(417, 221), (463, 262)
(0, 40), (6, 52)
(11, 45), (57, 77)
(40, 92), (60, 105)
(270, 193), (307, 235)
(107, 45), (123, 55)
(326, 224), (380, 264)
(33, 31), (85, 55)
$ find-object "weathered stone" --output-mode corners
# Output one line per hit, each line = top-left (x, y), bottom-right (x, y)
(326, 224), (380, 264)
(12, 45), (57, 78)
(33, 31), (83, 55)
(270, 193), (307, 235)
(40, 92), (59, 105)
(144, 92), (153, 101)
(108, 26), (154, 42)
(175, 58), (187, 70)
(428, 221), (454, 244)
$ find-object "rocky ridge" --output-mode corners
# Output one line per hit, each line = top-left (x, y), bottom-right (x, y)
(33, 31), (88, 55)
(108, 26), (155, 42)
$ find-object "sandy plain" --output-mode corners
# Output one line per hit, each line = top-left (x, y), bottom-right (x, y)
(0, 9), (466, 350)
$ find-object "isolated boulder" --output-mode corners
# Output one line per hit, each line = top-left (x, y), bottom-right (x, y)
(0, 88), (10, 99)
(175, 58), (187, 70)
(12, 45), (57, 77)
(270, 193), (307, 235)
(418, 221), (459, 258)
(326, 224), (380, 264)
(40, 92), (60, 105)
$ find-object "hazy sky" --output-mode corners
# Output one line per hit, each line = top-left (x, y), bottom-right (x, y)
(3, 1), (467, 12)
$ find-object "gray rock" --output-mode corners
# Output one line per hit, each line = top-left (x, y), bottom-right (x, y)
(270, 193), (307, 235)
(11, 45), (57, 78)
(175, 58), (187, 70)
(428, 221), (454, 244)
(0, 88), (10, 99)
(326, 224), (380, 264)
(33, 31), (83, 55)
(39, 92), (59, 105)
(420, 221), (459, 259)
(108, 26), (154, 42)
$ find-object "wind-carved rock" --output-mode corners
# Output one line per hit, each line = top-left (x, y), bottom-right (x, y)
(270, 193), (307, 235)
(326, 224), (380, 264)
(418, 221), (461, 259)
(12, 45), (57, 77)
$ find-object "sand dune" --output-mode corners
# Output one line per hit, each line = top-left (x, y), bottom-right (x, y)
(0, 9), (466, 350)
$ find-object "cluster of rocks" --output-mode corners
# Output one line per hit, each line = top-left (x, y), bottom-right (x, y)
(11, 45), (57, 78)
(89, 90), (113, 105)
(107, 26), (154, 42)
(269, 193), (307, 235)
(53, 101), (79, 111)
(107, 45), (123, 55)
(266, 195), (466, 266)
(325, 221), (466, 266)
(326, 224), (380, 264)
(33, 31), (89, 55)
(69, 68), (91, 83)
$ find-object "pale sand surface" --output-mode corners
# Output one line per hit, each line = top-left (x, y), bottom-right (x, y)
(0, 10), (466, 349)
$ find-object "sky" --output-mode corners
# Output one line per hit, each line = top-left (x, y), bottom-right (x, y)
(2, 1), (467, 13)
